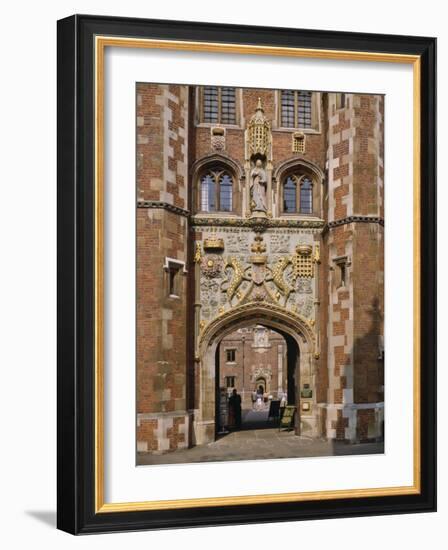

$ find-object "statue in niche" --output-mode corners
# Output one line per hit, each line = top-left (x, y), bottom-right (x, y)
(250, 159), (267, 213)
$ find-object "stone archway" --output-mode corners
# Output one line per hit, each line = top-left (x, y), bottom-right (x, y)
(193, 302), (315, 445)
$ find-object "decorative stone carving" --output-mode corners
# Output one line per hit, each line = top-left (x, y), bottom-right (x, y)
(253, 326), (270, 348)
(191, 216), (325, 230)
(249, 233), (267, 264)
(200, 301), (317, 351)
(252, 366), (272, 380)
(201, 255), (223, 278)
(300, 296), (314, 318)
(227, 234), (249, 253)
(292, 131), (306, 153)
(292, 244), (314, 279)
(195, 226), (319, 337)
(313, 243), (321, 264)
(211, 127), (225, 151)
(194, 242), (202, 263)
(297, 278), (313, 294)
(222, 257), (249, 301)
(270, 234), (290, 253)
(247, 98), (271, 157)
(270, 256), (294, 301)
(203, 237), (225, 251)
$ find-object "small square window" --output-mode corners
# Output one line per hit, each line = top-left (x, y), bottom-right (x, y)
(339, 263), (346, 287)
(336, 93), (346, 110)
(333, 257), (349, 288)
(163, 258), (186, 298)
(168, 267), (179, 296)
(226, 349), (236, 363)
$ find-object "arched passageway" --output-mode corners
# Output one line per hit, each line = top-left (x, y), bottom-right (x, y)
(214, 324), (299, 434)
(194, 303), (315, 446)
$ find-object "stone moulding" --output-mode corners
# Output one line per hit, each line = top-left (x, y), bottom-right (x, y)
(325, 215), (384, 231)
(272, 156), (325, 184)
(190, 152), (245, 181)
(191, 216), (325, 230)
(137, 199), (190, 217)
(199, 300), (316, 354)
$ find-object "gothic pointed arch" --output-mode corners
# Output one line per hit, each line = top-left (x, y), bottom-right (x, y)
(199, 302), (315, 357)
(273, 157), (325, 184)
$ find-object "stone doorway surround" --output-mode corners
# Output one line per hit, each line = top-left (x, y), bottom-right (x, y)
(193, 302), (316, 445)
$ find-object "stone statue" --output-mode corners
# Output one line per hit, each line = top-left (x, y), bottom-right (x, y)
(250, 159), (267, 213)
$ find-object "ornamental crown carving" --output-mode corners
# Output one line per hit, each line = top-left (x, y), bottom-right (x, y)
(203, 237), (225, 251)
(249, 233), (267, 264)
(247, 98), (271, 158)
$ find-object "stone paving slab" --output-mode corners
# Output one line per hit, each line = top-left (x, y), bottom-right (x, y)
(137, 426), (384, 466)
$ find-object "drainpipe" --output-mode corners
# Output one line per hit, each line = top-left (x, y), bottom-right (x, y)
(242, 335), (246, 407)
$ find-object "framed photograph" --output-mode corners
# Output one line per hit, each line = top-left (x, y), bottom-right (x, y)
(57, 14), (436, 534)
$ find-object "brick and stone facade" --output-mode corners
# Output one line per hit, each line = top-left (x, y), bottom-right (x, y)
(136, 85), (384, 455)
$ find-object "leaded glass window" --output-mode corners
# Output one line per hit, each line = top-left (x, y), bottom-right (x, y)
(219, 173), (233, 212)
(200, 168), (233, 212)
(283, 176), (297, 213)
(203, 86), (219, 123)
(281, 90), (313, 129)
(300, 177), (313, 214)
(201, 173), (216, 212)
(282, 174), (313, 214)
(281, 90), (295, 127)
(202, 87), (236, 124)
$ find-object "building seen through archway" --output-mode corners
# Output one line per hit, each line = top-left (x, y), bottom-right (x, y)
(136, 84), (385, 464)
(219, 326), (287, 408)
(216, 325), (303, 433)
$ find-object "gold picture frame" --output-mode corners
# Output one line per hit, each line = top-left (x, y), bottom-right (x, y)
(57, 15), (436, 534)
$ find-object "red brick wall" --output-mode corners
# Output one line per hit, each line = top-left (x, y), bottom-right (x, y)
(136, 83), (190, 452)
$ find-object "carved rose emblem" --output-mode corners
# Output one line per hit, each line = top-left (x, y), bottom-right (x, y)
(201, 255), (223, 278)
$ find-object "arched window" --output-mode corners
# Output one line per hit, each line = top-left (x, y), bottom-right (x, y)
(200, 168), (233, 212)
(201, 173), (216, 211)
(282, 174), (313, 214)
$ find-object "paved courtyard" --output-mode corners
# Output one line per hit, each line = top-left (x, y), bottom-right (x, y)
(137, 409), (384, 466)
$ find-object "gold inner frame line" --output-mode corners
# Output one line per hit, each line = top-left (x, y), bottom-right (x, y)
(94, 35), (421, 513)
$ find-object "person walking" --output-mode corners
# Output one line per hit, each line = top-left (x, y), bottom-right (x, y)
(251, 390), (257, 410)
(280, 391), (287, 419)
(256, 385), (264, 411)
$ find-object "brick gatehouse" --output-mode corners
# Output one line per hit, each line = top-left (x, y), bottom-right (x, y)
(136, 85), (384, 454)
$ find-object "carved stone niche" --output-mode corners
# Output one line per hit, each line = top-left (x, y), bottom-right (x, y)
(247, 99), (271, 158)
